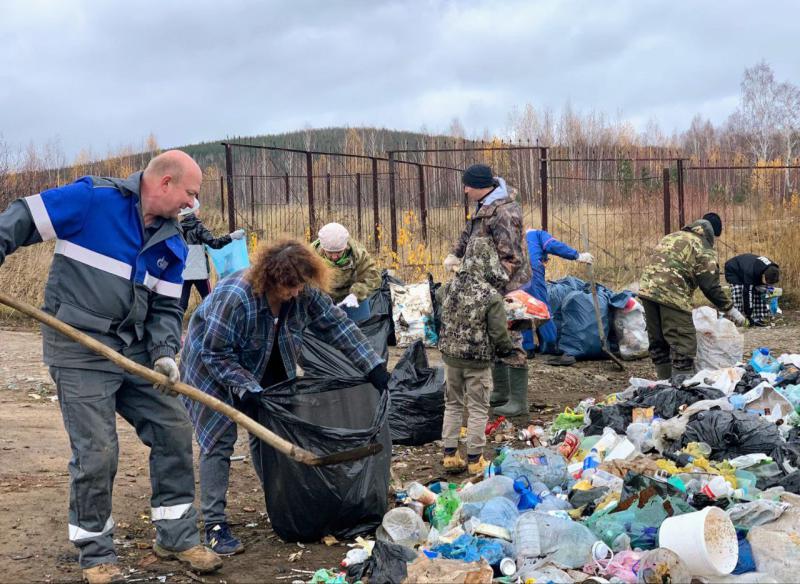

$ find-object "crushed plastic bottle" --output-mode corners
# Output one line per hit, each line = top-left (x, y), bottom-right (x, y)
(341, 547), (369, 567)
(581, 448), (601, 480)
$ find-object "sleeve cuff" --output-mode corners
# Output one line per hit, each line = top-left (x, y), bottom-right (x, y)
(150, 345), (177, 363)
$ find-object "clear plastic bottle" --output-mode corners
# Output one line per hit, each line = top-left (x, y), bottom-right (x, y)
(750, 347), (781, 374)
(341, 548), (369, 567)
(514, 511), (543, 567)
(459, 475), (518, 504)
(531, 480), (571, 512)
(581, 448), (601, 480)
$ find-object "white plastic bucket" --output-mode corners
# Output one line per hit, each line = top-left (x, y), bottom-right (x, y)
(658, 507), (738, 576)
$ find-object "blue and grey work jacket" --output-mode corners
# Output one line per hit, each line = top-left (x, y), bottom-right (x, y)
(0, 172), (187, 370)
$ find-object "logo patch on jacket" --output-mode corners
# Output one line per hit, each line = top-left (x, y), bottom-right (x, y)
(157, 256), (169, 270)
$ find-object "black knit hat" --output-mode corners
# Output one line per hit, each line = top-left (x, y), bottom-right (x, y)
(462, 164), (496, 188)
(702, 212), (722, 237)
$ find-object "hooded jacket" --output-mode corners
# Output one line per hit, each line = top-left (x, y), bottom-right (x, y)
(724, 253), (778, 286)
(0, 173), (187, 369)
(437, 237), (514, 367)
(451, 177), (531, 294)
(311, 237), (381, 303)
(179, 214), (231, 280)
(639, 219), (732, 313)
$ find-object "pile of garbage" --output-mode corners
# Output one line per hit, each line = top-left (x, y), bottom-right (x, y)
(308, 347), (800, 584)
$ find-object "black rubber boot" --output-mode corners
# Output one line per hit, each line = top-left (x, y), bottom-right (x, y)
(493, 366), (528, 417)
(654, 362), (672, 381)
(490, 364), (510, 407)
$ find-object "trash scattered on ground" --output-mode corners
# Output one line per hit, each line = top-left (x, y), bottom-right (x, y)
(297, 346), (800, 583)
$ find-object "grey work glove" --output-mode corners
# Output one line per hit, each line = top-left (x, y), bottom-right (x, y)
(153, 357), (180, 397)
(725, 306), (746, 327)
(443, 254), (462, 273)
(230, 229), (246, 240)
(577, 252), (594, 264)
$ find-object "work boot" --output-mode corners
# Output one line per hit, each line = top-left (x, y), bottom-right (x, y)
(490, 364), (510, 407)
(493, 367), (529, 417)
(153, 543), (223, 574)
(670, 369), (694, 387)
(442, 451), (467, 474)
(205, 522), (244, 556)
(467, 455), (489, 475)
(654, 362), (672, 381)
(545, 353), (576, 367)
(82, 563), (124, 584)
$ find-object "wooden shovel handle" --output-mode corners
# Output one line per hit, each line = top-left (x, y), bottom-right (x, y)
(0, 290), (380, 466)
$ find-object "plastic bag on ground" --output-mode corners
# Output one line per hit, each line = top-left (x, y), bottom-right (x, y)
(387, 341), (444, 446)
(458, 475), (519, 504)
(499, 447), (569, 489)
(726, 500), (790, 530)
(432, 533), (511, 565)
(613, 298), (649, 360)
(346, 540), (417, 584)
(389, 280), (437, 347)
(514, 511), (598, 569)
(206, 237), (250, 278)
(379, 507), (429, 547)
(747, 505), (800, 582)
(694, 306), (744, 370)
(403, 556), (494, 584)
(252, 378), (391, 541)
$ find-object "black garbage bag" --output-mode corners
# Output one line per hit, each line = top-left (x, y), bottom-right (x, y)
(681, 409), (785, 462)
(584, 384), (724, 436)
(253, 377), (391, 542)
(758, 470), (800, 494)
(733, 367), (765, 394)
(620, 472), (685, 502)
(388, 341), (445, 445)
(346, 540), (417, 584)
(358, 271), (401, 361)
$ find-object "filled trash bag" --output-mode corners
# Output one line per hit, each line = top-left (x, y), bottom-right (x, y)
(358, 271), (401, 361)
(694, 306), (744, 370)
(252, 377), (391, 542)
(388, 341), (445, 446)
(206, 237), (250, 278)
(681, 409), (788, 464)
(613, 297), (649, 360)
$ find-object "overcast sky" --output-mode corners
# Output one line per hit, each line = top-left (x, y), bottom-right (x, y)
(2, 0), (798, 160)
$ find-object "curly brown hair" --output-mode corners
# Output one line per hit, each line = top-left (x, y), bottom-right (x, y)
(247, 238), (331, 297)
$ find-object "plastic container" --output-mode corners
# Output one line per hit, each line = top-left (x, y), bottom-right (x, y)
(658, 507), (739, 576)
(380, 507), (429, 547)
(604, 437), (637, 461)
(750, 348), (781, 374)
(341, 547), (369, 567)
(499, 557), (516, 576)
(458, 475), (518, 504)
(408, 481), (438, 506)
(701, 476), (734, 499)
(581, 448), (601, 479)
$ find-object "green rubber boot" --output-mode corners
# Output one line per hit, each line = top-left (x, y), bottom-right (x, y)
(490, 364), (510, 407)
(654, 362), (672, 381)
(493, 366), (528, 417)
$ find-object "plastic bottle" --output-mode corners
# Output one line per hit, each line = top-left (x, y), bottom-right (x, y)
(700, 475), (734, 499)
(581, 448), (601, 479)
(514, 511), (543, 565)
(531, 481), (571, 512)
(750, 347), (781, 374)
(341, 548), (369, 567)
(407, 482), (438, 506)
(459, 475), (518, 504)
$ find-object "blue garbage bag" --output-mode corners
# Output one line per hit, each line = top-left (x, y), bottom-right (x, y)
(432, 534), (511, 565)
(206, 238), (250, 279)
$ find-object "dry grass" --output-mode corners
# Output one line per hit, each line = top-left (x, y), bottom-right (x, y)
(2, 199), (797, 325)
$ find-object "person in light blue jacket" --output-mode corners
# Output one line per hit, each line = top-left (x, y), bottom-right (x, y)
(519, 229), (593, 363)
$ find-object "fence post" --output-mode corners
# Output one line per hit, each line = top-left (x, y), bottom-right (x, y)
(540, 146), (549, 231)
(417, 163), (427, 242)
(372, 158), (380, 250)
(306, 152), (316, 237)
(388, 152), (398, 253)
(676, 159), (686, 227)
(219, 175), (225, 216)
(662, 167), (671, 235)
(284, 172), (290, 205)
(249, 175), (255, 229)
(325, 172), (332, 216)
(224, 143), (236, 232)
(356, 172), (363, 241)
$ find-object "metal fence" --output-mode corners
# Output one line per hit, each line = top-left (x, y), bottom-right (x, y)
(207, 143), (800, 282)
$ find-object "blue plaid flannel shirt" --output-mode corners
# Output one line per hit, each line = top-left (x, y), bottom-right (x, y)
(179, 272), (384, 453)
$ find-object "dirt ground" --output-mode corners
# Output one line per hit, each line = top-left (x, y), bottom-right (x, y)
(1, 313), (798, 583)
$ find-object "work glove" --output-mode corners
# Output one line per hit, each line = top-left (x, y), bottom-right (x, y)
(153, 357), (180, 397)
(576, 252), (594, 264)
(443, 254), (462, 273)
(367, 363), (391, 391)
(339, 293), (359, 308)
(725, 306), (746, 327)
(230, 229), (246, 240)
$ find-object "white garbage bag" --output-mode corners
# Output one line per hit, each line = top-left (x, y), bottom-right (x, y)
(693, 306), (743, 370)
(613, 298), (649, 360)
(389, 281), (437, 348)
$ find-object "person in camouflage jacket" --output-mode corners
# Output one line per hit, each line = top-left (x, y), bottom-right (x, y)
(312, 223), (382, 305)
(639, 214), (744, 383)
(445, 165), (531, 294)
(437, 237), (515, 475)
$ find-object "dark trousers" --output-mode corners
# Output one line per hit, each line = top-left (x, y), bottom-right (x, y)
(641, 298), (697, 372)
(179, 279), (211, 311)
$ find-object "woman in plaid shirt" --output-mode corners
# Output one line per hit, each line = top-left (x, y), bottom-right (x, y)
(179, 238), (389, 555)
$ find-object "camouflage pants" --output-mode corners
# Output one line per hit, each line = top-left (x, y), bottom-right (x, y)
(641, 298), (696, 372)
